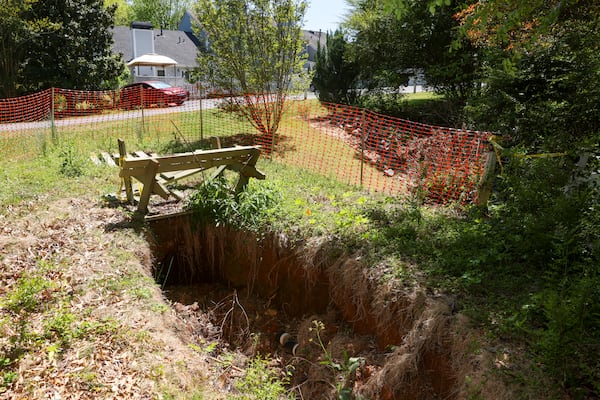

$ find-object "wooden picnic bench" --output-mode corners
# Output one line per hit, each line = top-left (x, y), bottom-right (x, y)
(117, 139), (265, 213)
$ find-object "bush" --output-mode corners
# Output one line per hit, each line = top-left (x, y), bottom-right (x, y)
(487, 154), (600, 395)
(186, 177), (281, 233)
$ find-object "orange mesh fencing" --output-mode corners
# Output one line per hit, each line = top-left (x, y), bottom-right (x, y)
(0, 88), (492, 204)
(0, 89), (52, 123)
(253, 101), (490, 204)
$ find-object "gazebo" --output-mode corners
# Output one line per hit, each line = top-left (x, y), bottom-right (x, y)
(126, 53), (178, 67)
(126, 53), (179, 84)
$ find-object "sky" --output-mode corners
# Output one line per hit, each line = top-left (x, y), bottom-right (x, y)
(303, 0), (351, 33)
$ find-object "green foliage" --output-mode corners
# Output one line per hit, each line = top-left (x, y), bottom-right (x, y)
(0, 0), (59, 97)
(3, 274), (55, 314)
(58, 143), (87, 178)
(20, 0), (124, 92)
(312, 29), (360, 104)
(194, 0), (308, 138)
(234, 355), (291, 400)
(186, 177), (282, 233)
(104, 0), (133, 26)
(44, 308), (76, 348)
(345, 0), (480, 104)
(130, 0), (190, 30)
(533, 280), (600, 393)
(464, 35), (600, 150)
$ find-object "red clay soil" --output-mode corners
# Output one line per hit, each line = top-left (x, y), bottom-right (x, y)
(147, 214), (511, 400)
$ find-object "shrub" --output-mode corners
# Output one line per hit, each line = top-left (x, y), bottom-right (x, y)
(186, 177), (281, 233)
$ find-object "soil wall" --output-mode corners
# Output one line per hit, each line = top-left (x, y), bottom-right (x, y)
(147, 213), (491, 399)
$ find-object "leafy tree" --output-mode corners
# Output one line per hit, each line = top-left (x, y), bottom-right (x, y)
(312, 29), (359, 104)
(104, 0), (133, 26)
(130, 0), (191, 30)
(21, 0), (124, 92)
(345, 0), (480, 102)
(194, 0), (308, 143)
(0, 0), (58, 98)
(458, 1), (600, 150)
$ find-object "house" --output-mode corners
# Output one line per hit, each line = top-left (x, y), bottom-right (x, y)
(112, 22), (200, 89)
(111, 11), (325, 94)
(302, 29), (325, 71)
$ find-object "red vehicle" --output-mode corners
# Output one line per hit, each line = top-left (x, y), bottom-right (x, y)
(120, 81), (188, 109)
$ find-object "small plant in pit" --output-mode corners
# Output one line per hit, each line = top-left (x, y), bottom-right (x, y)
(233, 355), (292, 400)
(309, 320), (365, 400)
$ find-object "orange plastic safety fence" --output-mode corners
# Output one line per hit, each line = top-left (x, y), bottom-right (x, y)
(0, 88), (491, 204)
(0, 89), (52, 123)
(256, 101), (490, 204)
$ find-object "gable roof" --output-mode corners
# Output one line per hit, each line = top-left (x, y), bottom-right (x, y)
(111, 23), (325, 69)
(111, 26), (200, 68)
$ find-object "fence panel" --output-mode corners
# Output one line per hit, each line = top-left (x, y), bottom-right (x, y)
(0, 88), (490, 204)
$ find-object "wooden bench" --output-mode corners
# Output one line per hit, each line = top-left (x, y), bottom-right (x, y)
(117, 139), (265, 213)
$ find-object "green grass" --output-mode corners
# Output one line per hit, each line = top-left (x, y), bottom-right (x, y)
(402, 91), (444, 102)
(1, 99), (597, 398)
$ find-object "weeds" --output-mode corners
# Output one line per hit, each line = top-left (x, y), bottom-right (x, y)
(234, 355), (292, 400)
(308, 320), (365, 400)
(58, 142), (86, 177)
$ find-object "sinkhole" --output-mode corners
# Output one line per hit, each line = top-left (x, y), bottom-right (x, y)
(147, 213), (460, 400)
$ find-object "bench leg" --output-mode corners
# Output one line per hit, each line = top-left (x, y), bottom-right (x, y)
(118, 139), (134, 204)
(138, 159), (159, 213)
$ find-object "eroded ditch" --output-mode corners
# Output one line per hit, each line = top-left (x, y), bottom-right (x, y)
(147, 213), (469, 399)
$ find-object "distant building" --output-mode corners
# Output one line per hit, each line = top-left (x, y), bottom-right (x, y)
(112, 21), (200, 88)
(111, 10), (325, 92)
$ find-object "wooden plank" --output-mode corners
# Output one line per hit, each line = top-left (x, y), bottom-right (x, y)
(160, 168), (205, 182)
(210, 165), (228, 180)
(122, 147), (259, 166)
(118, 139), (134, 204)
(138, 159), (159, 213)
(119, 166), (151, 178)
(134, 150), (150, 159)
(227, 163), (266, 180)
(169, 189), (184, 200)
(120, 154), (255, 175)
(476, 149), (497, 208)
(153, 180), (171, 200)
(101, 152), (117, 167)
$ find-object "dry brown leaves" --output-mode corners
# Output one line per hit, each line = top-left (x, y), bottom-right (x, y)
(0, 197), (210, 399)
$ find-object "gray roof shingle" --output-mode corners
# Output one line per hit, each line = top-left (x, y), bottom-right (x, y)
(111, 25), (325, 69)
(111, 26), (200, 68)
